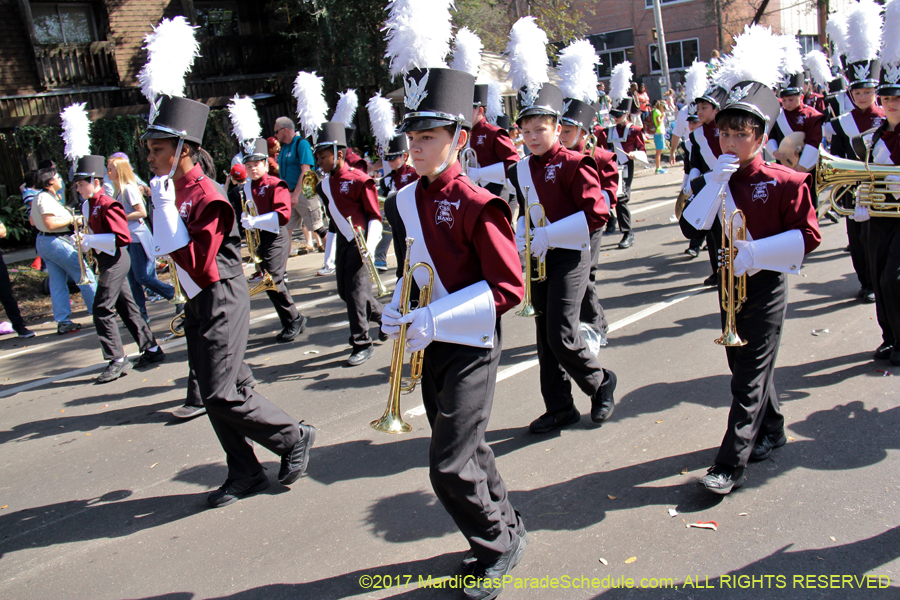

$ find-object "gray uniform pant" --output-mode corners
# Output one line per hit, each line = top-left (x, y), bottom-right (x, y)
(335, 235), (383, 350)
(258, 227), (300, 328)
(93, 248), (155, 361)
(579, 229), (609, 332)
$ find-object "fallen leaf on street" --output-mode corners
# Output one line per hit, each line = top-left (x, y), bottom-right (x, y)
(599, 558), (608, 566)
(830, 536), (836, 542)
(150, 463), (158, 469)
(624, 557), (636, 564)
(608, 495), (617, 500)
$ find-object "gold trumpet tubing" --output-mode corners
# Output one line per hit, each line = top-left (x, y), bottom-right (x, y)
(249, 271), (277, 296)
(241, 191), (263, 264)
(715, 208), (747, 347)
(348, 216), (388, 297)
(516, 188), (541, 317)
(401, 263), (434, 391)
(527, 201), (548, 282)
(166, 257), (188, 304)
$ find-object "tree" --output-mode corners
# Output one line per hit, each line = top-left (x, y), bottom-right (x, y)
(455, 0), (595, 53)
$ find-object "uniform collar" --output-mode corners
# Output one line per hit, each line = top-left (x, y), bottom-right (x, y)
(423, 160), (462, 194)
(174, 163), (204, 192)
(532, 141), (563, 166)
(735, 154), (765, 179)
(332, 162), (350, 178)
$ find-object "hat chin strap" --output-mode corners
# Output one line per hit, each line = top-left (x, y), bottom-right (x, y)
(749, 134), (767, 160)
(425, 122), (462, 180)
(166, 138), (185, 181)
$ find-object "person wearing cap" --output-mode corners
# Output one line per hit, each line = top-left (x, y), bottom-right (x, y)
(144, 95), (315, 507)
(313, 122), (385, 366)
(239, 138), (308, 342)
(606, 96), (645, 249)
(466, 84), (520, 219)
(507, 82), (618, 436)
(680, 80), (821, 494)
(377, 133), (419, 275)
(559, 95), (618, 345)
(72, 155), (163, 382)
(266, 137), (280, 177)
(826, 64), (885, 305)
(688, 85), (730, 285)
(379, 65), (527, 599)
(274, 116), (327, 256)
(766, 72), (824, 179)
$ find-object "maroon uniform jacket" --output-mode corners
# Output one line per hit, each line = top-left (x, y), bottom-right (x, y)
(609, 123), (645, 158)
(829, 104), (886, 161)
(574, 137), (618, 211)
(873, 126), (900, 165)
(86, 191), (131, 269)
(689, 121), (722, 173)
(593, 125), (608, 149)
(768, 105), (824, 170)
(250, 173), (292, 227)
(400, 160), (523, 314)
(317, 162), (382, 241)
(344, 148), (368, 173)
(390, 163), (419, 191)
(804, 92), (826, 114)
(470, 118), (520, 171)
(507, 141), (610, 233)
(684, 155), (821, 255)
(171, 164), (243, 290)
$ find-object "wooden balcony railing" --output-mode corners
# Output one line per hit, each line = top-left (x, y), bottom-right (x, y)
(33, 41), (118, 89)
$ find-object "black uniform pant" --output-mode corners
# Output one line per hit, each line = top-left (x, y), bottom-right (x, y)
(867, 217), (900, 347)
(0, 253), (26, 331)
(715, 271), (787, 468)
(384, 193), (407, 280)
(335, 235), (383, 350)
(258, 228), (300, 328)
(184, 276), (300, 480)
(93, 249), (155, 361)
(422, 326), (518, 563)
(532, 248), (605, 414)
(615, 161), (633, 233)
(847, 218), (871, 290)
(579, 229), (609, 332)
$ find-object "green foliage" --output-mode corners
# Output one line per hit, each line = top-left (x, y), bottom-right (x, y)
(203, 109), (239, 182)
(0, 196), (31, 247)
(454, 0), (594, 53)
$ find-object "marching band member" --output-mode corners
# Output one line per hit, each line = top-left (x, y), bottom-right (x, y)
(861, 0), (900, 366)
(314, 121), (385, 366)
(557, 39), (618, 344)
(378, 133), (418, 277)
(675, 61), (710, 259)
(380, 5), (526, 597)
(141, 17), (314, 508)
(680, 25), (821, 494)
(228, 95), (308, 342)
(505, 18), (616, 435)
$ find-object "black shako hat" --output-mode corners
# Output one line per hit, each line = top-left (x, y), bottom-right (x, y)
(345, 125), (358, 147)
(72, 155), (106, 182)
(561, 98), (596, 133)
(516, 82), (562, 122)
(716, 81), (781, 135)
(241, 138), (268, 163)
(313, 122), (347, 152)
(780, 72), (804, 97)
(827, 76), (846, 94)
(686, 102), (700, 122)
(608, 97), (632, 117)
(696, 85), (729, 110)
(141, 96), (210, 144)
(878, 62), (900, 97)
(473, 84), (488, 107)
(399, 68), (475, 133)
(847, 59), (881, 89)
(384, 133), (409, 157)
(495, 114), (511, 131)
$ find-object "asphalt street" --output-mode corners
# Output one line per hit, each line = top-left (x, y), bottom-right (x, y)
(0, 167), (897, 600)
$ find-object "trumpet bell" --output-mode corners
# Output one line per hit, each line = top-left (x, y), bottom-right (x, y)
(370, 412), (412, 434)
(249, 272), (277, 297)
(516, 301), (539, 318)
(714, 330), (747, 347)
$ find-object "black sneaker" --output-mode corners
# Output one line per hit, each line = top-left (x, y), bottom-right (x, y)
(207, 471), (269, 508)
(15, 328), (36, 339)
(96, 359), (132, 384)
(279, 422), (317, 485)
(173, 404), (206, 419)
(874, 343), (894, 360)
(463, 532), (527, 600)
(684, 247), (700, 259)
(57, 321), (82, 335)
(617, 231), (635, 249)
(348, 346), (374, 366)
(133, 347), (165, 369)
(590, 369), (617, 423)
(529, 407), (580, 434)
(698, 464), (745, 495)
(750, 431), (787, 462)
(703, 272), (719, 287)
(276, 315), (308, 342)
(462, 511), (528, 574)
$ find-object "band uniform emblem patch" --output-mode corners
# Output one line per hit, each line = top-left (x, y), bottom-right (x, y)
(476, 134), (487, 146)
(545, 162), (563, 183)
(179, 200), (192, 219)
(399, 173), (410, 184)
(751, 179), (777, 203)
(339, 181), (351, 194)
(434, 199), (461, 228)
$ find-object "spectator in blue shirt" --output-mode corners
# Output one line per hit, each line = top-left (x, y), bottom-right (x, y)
(274, 116), (326, 255)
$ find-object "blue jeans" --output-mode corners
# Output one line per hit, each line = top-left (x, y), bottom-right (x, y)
(127, 242), (174, 319)
(35, 234), (97, 323)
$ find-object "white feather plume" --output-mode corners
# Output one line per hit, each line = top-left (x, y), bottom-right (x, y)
(684, 60), (708, 103)
(826, 12), (849, 60)
(293, 71), (329, 142)
(450, 27), (483, 77)
(227, 95), (261, 145)
(138, 16), (200, 104)
(714, 24), (782, 90)
(384, 0), (454, 77)
(558, 39), (599, 103)
(486, 81), (503, 124)
(779, 35), (804, 76)
(60, 102), (91, 162)
(506, 17), (549, 98)
(608, 61), (632, 106)
(366, 93), (396, 149)
(333, 89), (358, 129)
(881, 0), (900, 66)
(845, 0), (882, 63)
(804, 50), (833, 88)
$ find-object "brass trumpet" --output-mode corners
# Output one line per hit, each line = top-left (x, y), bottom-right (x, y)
(301, 168), (320, 199)
(240, 186), (277, 296)
(583, 133), (597, 156)
(371, 238), (433, 434)
(348, 215), (388, 297)
(715, 186), (747, 347)
(460, 147), (479, 177)
(166, 256), (187, 337)
(817, 146), (900, 218)
(516, 188), (547, 317)
(68, 208), (96, 285)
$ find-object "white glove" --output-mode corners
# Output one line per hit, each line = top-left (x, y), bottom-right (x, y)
(515, 216), (527, 256)
(150, 176), (176, 211)
(240, 212), (255, 230)
(531, 226), (550, 260)
(80, 234), (94, 253)
(853, 200), (870, 223)
(710, 155), (740, 185)
(732, 239), (755, 277)
(396, 306), (435, 353)
(381, 304), (403, 340)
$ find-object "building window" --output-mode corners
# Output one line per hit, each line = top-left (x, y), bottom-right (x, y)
(588, 30), (635, 79)
(644, 0), (694, 6)
(797, 34), (820, 55)
(30, 2), (98, 45)
(195, 1), (239, 37)
(649, 38), (699, 72)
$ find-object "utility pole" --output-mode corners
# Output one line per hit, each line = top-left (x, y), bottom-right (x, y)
(652, 0), (671, 94)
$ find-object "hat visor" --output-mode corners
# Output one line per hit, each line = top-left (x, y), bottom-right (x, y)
(383, 153), (404, 160)
(398, 117), (456, 133)
(849, 81), (879, 90)
(516, 107), (559, 124)
(878, 84), (900, 96)
(312, 141), (346, 153)
(608, 109), (627, 117)
(70, 173), (93, 183)
(141, 128), (178, 142)
(242, 153), (268, 164)
(717, 104), (771, 133)
(779, 88), (802, 97)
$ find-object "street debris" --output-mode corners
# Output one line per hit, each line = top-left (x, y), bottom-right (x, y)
(687, 521), (718, 531)
(668, 508), (678, 517)
(599, 558), (608, 566)
(624, 557), (637, 564)
(811, 329), (830, 336)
